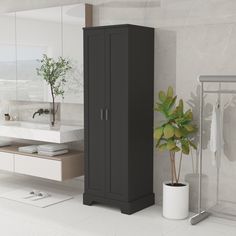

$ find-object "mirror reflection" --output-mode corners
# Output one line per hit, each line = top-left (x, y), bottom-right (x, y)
(0, 4), (92, 104)
(0, 13), (16, 100)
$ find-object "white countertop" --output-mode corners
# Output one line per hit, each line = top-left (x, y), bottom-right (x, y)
(0, 121), (84, 143)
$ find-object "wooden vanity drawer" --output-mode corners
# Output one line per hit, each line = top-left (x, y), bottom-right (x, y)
(14, 154), (62, 181)
(0, 152), (14, 172)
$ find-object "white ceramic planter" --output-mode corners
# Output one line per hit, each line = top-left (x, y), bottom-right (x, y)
(163, 181), (189, 219)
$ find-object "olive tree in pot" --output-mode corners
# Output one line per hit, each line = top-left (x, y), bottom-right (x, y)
(154, 86), (197, 219)
(37, 54), (72, 126)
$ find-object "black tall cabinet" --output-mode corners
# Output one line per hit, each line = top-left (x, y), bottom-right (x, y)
(83, 24), (154, 214)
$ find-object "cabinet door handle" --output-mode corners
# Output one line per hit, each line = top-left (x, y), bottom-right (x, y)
(105, 109), (109, 121)
(100, 109), (104, 120)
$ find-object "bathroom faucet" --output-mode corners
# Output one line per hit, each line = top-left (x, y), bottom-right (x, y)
(32, 109), (50, 119)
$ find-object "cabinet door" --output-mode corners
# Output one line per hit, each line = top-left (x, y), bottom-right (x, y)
(84, 29), (106, 196)
(105, 28), (129, 201)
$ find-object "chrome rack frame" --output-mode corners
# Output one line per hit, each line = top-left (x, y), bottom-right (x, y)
(190, 75), (236, 225)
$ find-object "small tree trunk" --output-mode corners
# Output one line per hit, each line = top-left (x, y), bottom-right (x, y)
(172, 152), (178, 184)
(50, 85), (55, 126)
(52, 97), (55, 126)
(169, 152), (174, 185)
(170, 151), (178, 185)
(177, 151), (183, 183)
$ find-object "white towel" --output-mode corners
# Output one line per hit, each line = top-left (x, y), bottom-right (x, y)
(37, 144), (68, 152)
(210, 104), (224, 166)
(38, 149), (68, 157)
(18, 145), (38, 154)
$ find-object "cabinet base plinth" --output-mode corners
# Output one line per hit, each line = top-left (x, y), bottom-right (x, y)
(83, 193), (155, 215)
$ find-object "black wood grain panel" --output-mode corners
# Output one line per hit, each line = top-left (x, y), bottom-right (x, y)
(105, 28), (129, 201)
(84, 29), (106, 196)
(128, 27), (154, 200)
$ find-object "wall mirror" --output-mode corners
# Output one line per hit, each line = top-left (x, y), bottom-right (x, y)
(0, 13), (16, 101)
(0, 4), (92, 104)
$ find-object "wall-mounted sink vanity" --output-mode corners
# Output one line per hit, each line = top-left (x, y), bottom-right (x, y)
(0, 120), (84, 180)
(0, 121), (84, 180)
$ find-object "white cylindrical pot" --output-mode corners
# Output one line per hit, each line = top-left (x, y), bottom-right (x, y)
(163, 181), (189, 219)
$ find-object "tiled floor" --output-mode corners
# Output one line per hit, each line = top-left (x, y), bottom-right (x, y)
(0, 173), (235, 236)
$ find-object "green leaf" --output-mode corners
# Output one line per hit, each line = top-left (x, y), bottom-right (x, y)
(181, 140), (190, 154)
(167, 86), (174, 98)
(184, 109), (193, 120)
(167, 140), (176, 150)
(159, 91), (166, 102)
(163, 124), (175, 139)
(183, 124), (196, 132)
(164, 96), (177, 112)
(163, 97), (173, 110)
(158, 143), (167, 152)
(171, 146), (181, 152)
(182, 145), (189, 154)
(179, 127), (188, 137)
(154, 127), (164, 140)
(177, 99), (184, 116)
(174, 128), (182, 138)
(164, 96), (172, 105)
(169, 96), (177, 109)
(168, 108), (178, 120)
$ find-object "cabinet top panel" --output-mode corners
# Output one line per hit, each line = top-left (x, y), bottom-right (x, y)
(83, 24), (154, 31)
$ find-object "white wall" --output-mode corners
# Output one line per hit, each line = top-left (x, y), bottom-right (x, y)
(2, 0), (236, 211)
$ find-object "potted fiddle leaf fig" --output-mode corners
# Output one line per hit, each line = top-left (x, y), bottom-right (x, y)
(154, 86), (197, 219)
(36, 54), (72, 126)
